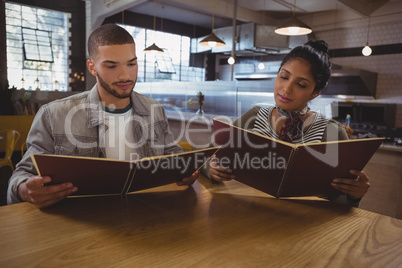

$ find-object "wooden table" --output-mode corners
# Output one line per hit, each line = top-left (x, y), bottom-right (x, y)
(1, 176), (402, 267)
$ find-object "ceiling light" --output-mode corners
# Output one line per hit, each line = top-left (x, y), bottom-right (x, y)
(362, 17), (372, 56)
(144, 0), (164, 54)
(144, 43), (164, 54)
(258, 62), (265, 70)
(199, 3), (226, 47)
(362, 43), (372, 56)
(275, 0), (312, 36)
(200, 32), (226, 47)
(228, 56), (235, 65)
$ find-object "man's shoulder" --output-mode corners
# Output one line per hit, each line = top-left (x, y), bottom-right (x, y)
(132, 91), (159, 105)
(47, 90), (89, 105)
(131, 91), (166, 117)
(44, 91), (90, 110)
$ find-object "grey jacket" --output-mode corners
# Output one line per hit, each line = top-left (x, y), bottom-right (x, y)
(7, 84), (182, 204)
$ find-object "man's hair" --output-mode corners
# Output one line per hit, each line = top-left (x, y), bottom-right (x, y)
(88, 24), (134, 59)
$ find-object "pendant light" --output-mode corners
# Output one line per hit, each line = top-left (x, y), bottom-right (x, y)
(199, 32), (226, 47)
(362, 16), (372, 56)
(275, 0), (312, 36)
(199, 1), (226, 47)
(144, 43), (164, 53)
(144, 0), (164, 54)
(227, 56), (235, 65)
(258, 61), (265, 70)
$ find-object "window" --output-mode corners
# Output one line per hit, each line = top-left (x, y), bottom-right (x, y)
(22, 28), (53, 62)
(156, 51), (176, 74)
(119, 24), (205, 82)
(6, 2), (70, 91)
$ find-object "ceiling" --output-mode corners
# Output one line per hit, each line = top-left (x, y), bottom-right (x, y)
(124, 0), (402, 31)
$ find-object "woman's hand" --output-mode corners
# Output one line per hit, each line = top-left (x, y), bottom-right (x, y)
(209, 155), (236, 182)
(177, 170), (199, 186)
(331, 170), (370, 200)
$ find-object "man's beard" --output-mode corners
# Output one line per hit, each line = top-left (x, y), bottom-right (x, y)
(97, 73), (135, 99)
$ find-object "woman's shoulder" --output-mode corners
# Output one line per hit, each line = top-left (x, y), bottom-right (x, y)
(244, 106), (275, 117)
(320, 117), (349, 141)
(233, 106), (273, 129)
(246, 106), (264, 115)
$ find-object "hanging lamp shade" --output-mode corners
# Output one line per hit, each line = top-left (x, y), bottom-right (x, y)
(275, 16), (312, 36)
(143, 0), (164, 54)
(144, 43), (164, 54)
(199, 31), (226, 47)
(199, 9), (225, 48)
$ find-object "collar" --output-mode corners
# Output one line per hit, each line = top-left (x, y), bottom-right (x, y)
(86, 84), (151, 128)
(102, 102), (132, 114)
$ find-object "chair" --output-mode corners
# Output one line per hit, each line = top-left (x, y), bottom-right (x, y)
(0, 129), (20, 172)
(178, 141), (192, 151)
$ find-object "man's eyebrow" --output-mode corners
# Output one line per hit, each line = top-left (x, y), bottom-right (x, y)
(102, 60), (118, 64)
(102, 57), (137, 64)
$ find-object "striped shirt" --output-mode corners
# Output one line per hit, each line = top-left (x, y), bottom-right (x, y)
(253, 106), (330, 144)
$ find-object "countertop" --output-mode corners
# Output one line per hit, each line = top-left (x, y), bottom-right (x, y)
(165, 110), (402, 153)
(165, 110), (236, 125)
(379, 142), (402, 153)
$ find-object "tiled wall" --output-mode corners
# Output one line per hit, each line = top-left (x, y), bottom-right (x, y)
(320, 21), (402, 48)
(317, 20), (402, 127)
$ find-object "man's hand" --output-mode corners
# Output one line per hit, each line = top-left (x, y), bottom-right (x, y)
(18, 176), (78, 209)
(331, 170), (370, 200)
(176, 170), (199, 186)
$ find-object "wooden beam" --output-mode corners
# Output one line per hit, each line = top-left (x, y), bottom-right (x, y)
(170, 0), (277, 26)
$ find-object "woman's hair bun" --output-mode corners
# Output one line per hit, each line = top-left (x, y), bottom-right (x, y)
(305, 40), (329, 54)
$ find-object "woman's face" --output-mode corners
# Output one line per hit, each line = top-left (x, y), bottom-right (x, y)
(274, 58), (319, 112)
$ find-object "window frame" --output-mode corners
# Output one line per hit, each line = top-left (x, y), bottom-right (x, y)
(5, 2), (70, 91)
(22, 27), (54, 63)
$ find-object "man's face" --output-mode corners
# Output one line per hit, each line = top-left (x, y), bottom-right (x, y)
(87, 43), (138, 102)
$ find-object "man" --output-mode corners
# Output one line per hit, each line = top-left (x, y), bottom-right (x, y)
(7, 24), (198, 208)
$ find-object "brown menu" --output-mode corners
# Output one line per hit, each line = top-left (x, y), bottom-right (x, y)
(212, 119), (384, 198)
(31, 147), (218, 196)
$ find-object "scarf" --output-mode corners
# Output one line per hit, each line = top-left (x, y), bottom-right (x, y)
(277, 106), (310, 142)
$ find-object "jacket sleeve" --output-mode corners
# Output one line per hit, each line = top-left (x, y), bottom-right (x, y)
(160, 106), (183, 155)
(7, 105), (55, 204)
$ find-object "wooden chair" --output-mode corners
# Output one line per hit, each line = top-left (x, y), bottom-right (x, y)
(0, 129), (20, 206)
(0, 129), (20, 172)
(177, 141), (192, 151)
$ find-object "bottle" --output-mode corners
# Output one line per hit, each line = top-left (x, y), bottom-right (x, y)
(345, 114), (351, 127)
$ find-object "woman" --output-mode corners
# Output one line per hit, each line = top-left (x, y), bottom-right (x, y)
(205, 40), (370, 207)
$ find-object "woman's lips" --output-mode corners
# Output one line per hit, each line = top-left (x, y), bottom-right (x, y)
(278, 94), (291, 103)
